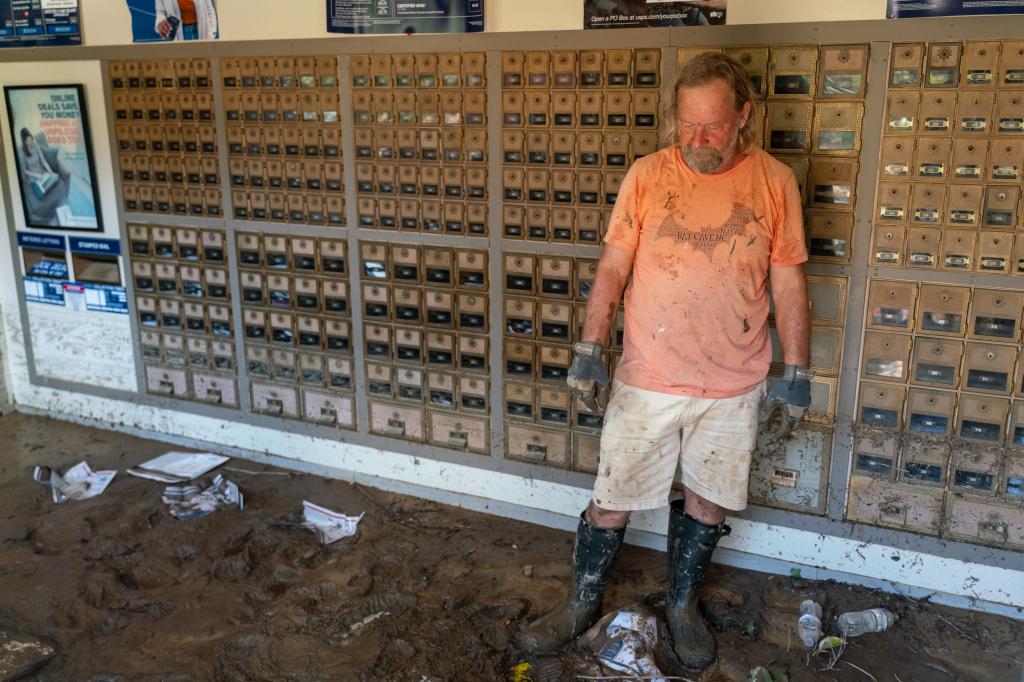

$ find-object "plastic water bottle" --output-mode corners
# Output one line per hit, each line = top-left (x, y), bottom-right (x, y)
(797, 599), (823, 648)
(837, 608), (897, 637)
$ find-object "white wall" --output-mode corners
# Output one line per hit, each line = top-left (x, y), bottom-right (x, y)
(79, 0), (887, 46)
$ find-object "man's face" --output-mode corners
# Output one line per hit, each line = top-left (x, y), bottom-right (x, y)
(676, 78), (750, 174)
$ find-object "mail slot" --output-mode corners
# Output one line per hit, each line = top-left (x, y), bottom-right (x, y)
(910, 337), (963, 388)
(369, 400), (425, 442)
(506, 423), (570, 468)
(301, 389), (354, 430)
(977, 231), (1013, 274)
(957, 91), (994, 134)
(885, 90), (920, 134)
(970, 289), (1022, 342)
(393, 286), (422, 324)
(818, 44), (868, 98)
(456, 293), (487, 331)
(503, 253), (535, 294)
(424, 289), (454, 328)
(905, 227), (939, 268)
(271, 349), (298, 383)
(983, 186), (1020, 228)
(812, 103), (862, 155)
(875, 182), (910, 223)
(573, 433), (602, 475)
(365, 361), (393, 398)
(361, 283), (390, 320)
(429, 410), (489, 454)
(853, 428), (897, 480)
(1005, 451), (1024, 499)
(946, 183), (983, 226)
(505, 382), (536, 421)
(534, 385), (569, 428)
(459, 334), (488, 373)
(426, 331), (455, 369)
(898, 436), (950, 487)
(458, 375), (488, 414)
(861, 331), (912, 383)
(806, 211), (852, 263)
(251, 382), (299, 419)
(425, 370), (456, 409)
(946, 497), (1024, 550)
(953, 444), (1002, 494)
(539, 344), (572, 383)
(505, 340), (535, 379)
(917, 284), (969, 336)
(963, 342), (1016, 395)
(846, 475), (943, 536)
(988, 139), (1024, 183)
(958, 394), (1010, 443)
(395, 366), (424, 403)
(866, 280), (917, 331)
(766, 101), (812, 153)
(421, 247), (453, 286)
(769, 46), (817, 97)
(363, 322), (390, 359)
(857, 381), (906, 430)
(910, 183), (946, 224)
(724, 46), (768, 96)
(939, 229), (976, 271)
(505, 297), (536, 338)
(951, 139), (987, 181)
(145, 366), (188, 398)
(995, 91), (1024, 134)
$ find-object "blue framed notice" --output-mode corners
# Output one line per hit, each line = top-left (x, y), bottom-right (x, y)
(0, 0), (82, 47)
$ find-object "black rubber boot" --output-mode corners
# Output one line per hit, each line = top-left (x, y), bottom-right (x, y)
(518, 512), (625, 655)
(666, 499), (730, 670)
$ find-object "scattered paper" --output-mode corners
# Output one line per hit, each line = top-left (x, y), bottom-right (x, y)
(162, 474), (243, 520)
(127, 451), (229, 483)
(587, 611), (666, 682)
(302, 500), (364, 544)
(33, 461), (117, 504)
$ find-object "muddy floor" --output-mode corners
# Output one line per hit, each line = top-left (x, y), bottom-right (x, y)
(1, 413), (1022, 681)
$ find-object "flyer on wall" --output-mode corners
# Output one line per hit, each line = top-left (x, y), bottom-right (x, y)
(888, 0), (1024, 17)
(125, 0), (219, 42)
(585, 0), (726, 29)
(0, 0), (82, 48)
(4, 84), (102, 231)
(327, 0), (484, 34)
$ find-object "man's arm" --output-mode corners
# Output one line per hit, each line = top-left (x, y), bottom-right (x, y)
(581, 243), (635, 345)
(769, 263), (810, 366)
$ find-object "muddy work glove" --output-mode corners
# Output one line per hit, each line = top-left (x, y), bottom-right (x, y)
(760, 364), (813, 437)
(568, 341), (610, 413)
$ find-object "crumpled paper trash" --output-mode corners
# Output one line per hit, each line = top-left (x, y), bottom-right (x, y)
(161, 474), (243, 520)
(580, 608), (669, 681)
(33, 461), (117, 504)
(302, 500), (364, 544)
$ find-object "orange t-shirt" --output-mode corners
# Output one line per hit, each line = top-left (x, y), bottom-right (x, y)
(178, 0), (198, 25)
(604, 146), (807, 398)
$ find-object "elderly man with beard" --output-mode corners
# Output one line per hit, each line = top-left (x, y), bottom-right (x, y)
(518, 52), (811, 670)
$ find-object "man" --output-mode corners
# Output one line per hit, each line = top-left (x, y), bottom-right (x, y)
(518, 52), (811, 670)
(155, 0), (218, 41)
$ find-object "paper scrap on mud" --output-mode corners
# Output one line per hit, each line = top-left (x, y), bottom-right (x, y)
(302, 500), (364, 544)
(162, 474), (243, 520)
(589, 611), (666, 682)
(33, 461), (117, 504)
(127, 451), (229, 483)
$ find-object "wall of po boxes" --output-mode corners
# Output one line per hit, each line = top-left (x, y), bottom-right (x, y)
(103, 34), (1024, 554)
(852, 41), (1024, 550)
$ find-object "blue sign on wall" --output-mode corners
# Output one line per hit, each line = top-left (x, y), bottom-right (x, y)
(888, 0), (1024, 18)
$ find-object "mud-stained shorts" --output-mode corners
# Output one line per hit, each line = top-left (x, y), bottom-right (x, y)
(591, 379), (766, 512)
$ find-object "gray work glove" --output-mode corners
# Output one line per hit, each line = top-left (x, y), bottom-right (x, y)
(759, 364), (813, 438)
(568, 341), (610, 413)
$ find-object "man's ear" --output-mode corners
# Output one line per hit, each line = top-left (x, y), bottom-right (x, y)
(739, 100), (751, 129)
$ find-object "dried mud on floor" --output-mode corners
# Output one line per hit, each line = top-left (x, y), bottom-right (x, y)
(0, 413), (1022, 682)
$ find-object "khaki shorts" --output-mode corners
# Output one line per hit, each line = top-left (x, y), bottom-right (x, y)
(591, 379), (766, 512)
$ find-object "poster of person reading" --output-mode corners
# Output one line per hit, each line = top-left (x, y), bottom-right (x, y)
(125, 0), (219, 42)
(4, 85), (102, 231)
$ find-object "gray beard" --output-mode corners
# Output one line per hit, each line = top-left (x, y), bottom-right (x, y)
(682, 145), (724, 174)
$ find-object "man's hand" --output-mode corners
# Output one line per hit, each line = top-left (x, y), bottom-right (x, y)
(759, 364), (812, 437)
(568, 341), (610, 413)
(157, 19), (172, 38)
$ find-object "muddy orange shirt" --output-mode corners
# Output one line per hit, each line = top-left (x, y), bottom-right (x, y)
(178, 0), (198, 24)
(604, 146), (807, 398)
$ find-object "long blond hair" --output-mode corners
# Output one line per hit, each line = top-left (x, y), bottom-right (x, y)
(661, 52), (760, 153)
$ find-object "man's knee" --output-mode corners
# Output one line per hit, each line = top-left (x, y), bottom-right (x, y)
(585, 502), (630, 529)
(682, 489), (726, 526)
